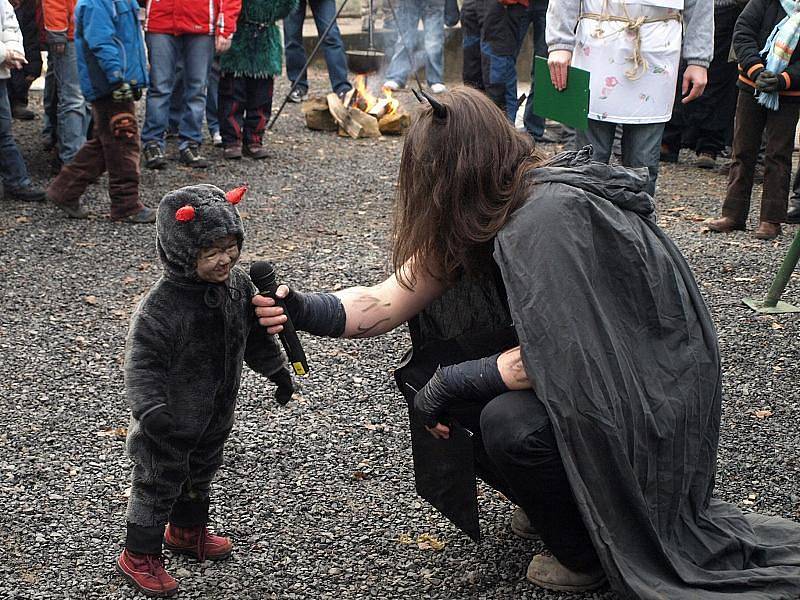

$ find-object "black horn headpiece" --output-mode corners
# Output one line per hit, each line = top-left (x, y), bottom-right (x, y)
(413, 88), (447, 119)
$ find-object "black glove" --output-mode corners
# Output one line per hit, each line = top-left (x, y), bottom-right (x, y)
(755, 70), (785, 93)
(282, 289), (346, 338)
(139, 406), (176, 439)
(133, 87), (142, 101)
(112, 81), (134, 102)
(413, 353), (508, 428)
(269, 367), (295, 405)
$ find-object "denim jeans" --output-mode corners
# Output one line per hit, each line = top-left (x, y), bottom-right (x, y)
(42, 63), (57, 145)
(50, 41), (90, 164)
(386, 0), (445, 86)
(141, 33), (215, 151)
(0, 80), (32, 190)
(169, 56), (220, 136)
(283, 0), (351, 95)
(522, 0), (547, 138)
(576, 119), (666, 197)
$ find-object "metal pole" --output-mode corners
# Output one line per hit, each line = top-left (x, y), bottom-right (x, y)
(742, 228), (800, 314)
(268, 0), (351, 130)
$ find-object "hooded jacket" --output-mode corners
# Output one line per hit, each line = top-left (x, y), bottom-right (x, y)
(124, 185), (285, 427)
(144, 0), (241, 38)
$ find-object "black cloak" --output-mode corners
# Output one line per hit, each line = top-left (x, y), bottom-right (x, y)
(491, 151), (800, 599)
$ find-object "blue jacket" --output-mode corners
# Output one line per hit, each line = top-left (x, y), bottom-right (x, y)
(74, 0), (148, 102)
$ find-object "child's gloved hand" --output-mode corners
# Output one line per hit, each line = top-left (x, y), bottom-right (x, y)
(269, 367), (295, 405)
(755, 70), (786, 93)
(140, 406), (176, 439)
(112, 82), (134, 102)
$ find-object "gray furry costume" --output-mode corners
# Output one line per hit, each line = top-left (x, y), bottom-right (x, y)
(123, 184), (286, 554)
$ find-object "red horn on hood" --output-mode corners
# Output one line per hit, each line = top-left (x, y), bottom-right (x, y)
(225, 185), (247, 205)
(175, 205), (196, 221)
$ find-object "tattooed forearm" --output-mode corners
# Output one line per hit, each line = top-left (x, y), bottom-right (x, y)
(351, 317), (392, 338)
(353, 294), (392, 313)
(498, 347), (533, 390)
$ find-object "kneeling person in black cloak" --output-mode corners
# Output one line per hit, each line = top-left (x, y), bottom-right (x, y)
(253, 87), (800, 598)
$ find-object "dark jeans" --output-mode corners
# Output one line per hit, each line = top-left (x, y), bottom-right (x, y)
(48, 97), (143, 219)
(0, 80), (32, 190)
(723, 90), (799, 224)
(8, 0), (42, 107)
(461, 0), (488, 88)
(283, 0), (351, 95)
(218, 74), (274, 147)
(662, 4), (740, 156)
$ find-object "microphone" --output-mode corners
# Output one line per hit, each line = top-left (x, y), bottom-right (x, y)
(250, 261), (309, 377)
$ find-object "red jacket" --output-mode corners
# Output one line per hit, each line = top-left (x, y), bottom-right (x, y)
(144, 0), (241, 38)
(42, 0), (75, 43)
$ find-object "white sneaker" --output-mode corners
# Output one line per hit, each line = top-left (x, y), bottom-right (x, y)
(383, 80), (400, 91)
(212, 131), (223, 147)
(430, 83), (447, 94)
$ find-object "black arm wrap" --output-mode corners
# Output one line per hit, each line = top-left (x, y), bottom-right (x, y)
(284, 290), (346, 338)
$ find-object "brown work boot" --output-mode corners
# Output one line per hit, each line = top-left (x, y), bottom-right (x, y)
(164, 524), (233, 561)
(510, 507), (540, 540)
(526, 553), (606, 593)
(754, 221), (781, 240)
(116, 549), (178, 597)
(706, 216), (746, 233)
(244, 143), (270, 160)
(223, 145), (242, 160)
(696, 152), (717, 169)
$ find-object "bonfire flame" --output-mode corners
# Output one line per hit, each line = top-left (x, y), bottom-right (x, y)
(354, 75), (399, 115)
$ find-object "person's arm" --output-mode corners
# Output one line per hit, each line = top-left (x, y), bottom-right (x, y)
(79, 2), (125, 88)
(42, 0), (68, 53)
(252, 259), (447, 339)
(1, 0), (26, 67)
(731, 0), (768, 80)
(545, 0), (579, 90)
(215, 0), (241, 51)
(680, 0), (713, 103)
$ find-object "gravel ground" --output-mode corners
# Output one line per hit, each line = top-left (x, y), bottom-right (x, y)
(0, 73), (798, 600)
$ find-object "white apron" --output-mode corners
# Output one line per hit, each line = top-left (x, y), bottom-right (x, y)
(572, 0), (684, 124)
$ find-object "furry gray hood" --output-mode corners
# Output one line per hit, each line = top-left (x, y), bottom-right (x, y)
(156, 184), (246, 283)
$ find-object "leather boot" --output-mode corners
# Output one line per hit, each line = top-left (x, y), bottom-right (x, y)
(754, 221), (781, 240)
(787, 198), (800, 224)
(706, 216), (746, 233)
(164, 524), (233, 561)
(116, 549), (178, 597)
(244, 143), (270, 160)
(510, 507), (540, 540)
(526, 553), (606, 593)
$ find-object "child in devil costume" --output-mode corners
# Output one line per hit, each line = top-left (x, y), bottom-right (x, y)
(116, 184), (294, 597)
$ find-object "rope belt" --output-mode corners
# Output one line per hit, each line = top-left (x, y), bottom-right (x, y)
(579, 11), (682, 80)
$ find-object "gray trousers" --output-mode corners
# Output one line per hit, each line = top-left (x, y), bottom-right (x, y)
(575, 119), (666, 197)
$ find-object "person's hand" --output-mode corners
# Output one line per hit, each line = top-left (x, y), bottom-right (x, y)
(9, 0), (22, 8)
(139, 406), (176, 440)
(269, 367), (295, 405)
(215, 34), (232, 53)
(414, 368), (454, 440)
(681, 65), (708, 104)
(548, 50), (572, 91)
(755, 69), (785, 93)
(50, 42), (66, 56)
(253, 285), (289, 334)
(112, 81), (134, 102)
(3, 49), (27, 70)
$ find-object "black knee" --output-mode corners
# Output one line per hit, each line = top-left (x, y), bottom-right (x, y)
(480, 390), (552, 466)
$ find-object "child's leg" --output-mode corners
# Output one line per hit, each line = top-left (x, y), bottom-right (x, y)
(760, 102), (800, 224)
(218, 73), (246, 148)
(722, 91), (768, 224)
(243, 76), (274, 147)
(96, 98), (144, 220)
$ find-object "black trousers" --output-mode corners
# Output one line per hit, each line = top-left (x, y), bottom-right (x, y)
(8, 0), (42, 107)
(218, 74), (274, 147)
(460, 0), (488, 89)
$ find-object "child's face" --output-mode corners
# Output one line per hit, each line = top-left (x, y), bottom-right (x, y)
(196, 235), (240, 283)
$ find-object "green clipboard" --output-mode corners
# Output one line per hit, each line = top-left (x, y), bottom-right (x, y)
(532, 56), (590, 131)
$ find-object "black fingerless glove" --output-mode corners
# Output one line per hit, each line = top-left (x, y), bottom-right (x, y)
(755, 70), (786, 93)
(139, 405), (176, 439)
(269, 366), (295, 405)
(283, 289), (346, 337)
(413, 353), (508, 428)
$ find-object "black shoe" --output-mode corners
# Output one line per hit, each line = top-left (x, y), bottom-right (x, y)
(46, 192), (90, 218)
(143, 144), (167, 170)
(11, 104), (35, 120)
(787, 199), (800, 224)
(114, 206), (156, 224)
(5, 185), (45, 202)
(288, 88), (307, 103)
(179, 144), (209, 168)
(533, 132), (558, 144)
(336, 87), (352, 102)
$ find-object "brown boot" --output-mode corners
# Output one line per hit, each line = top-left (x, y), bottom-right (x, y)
(754, 221), (781, 240)
(706, 216), (746, 233)
(526, 553), (606, 593)
(244, 143), (270, 159)
(164, 524), (233, 561)
(510, 507), (540, 540)
(116, 549), (178, 597)
(223, 145), (242, 160)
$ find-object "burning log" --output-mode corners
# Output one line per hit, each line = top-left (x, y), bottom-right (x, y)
(302, 97), (338, 132)
(378, 109), (410, 135)
(367, 98), (393, 120)
(326, 92), (380, 139)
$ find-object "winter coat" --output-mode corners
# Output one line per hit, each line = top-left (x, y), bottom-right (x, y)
(74, 0), (148, 101)
(144, 0), (241, 38)
(0, 0), (23, 79)
(219, 0), (296, 78)
(42, 0), (75, 44)
(734, 0), (800, 101)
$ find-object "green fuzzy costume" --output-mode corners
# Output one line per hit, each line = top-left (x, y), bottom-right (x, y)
(219, 0), (299, 78)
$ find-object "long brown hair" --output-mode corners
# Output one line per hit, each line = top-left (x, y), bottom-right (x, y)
(392, 86), (545, 288)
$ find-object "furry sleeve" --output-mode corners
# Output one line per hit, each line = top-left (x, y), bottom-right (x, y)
(244, 314), (287, 377)
(123, 307), (175, 421)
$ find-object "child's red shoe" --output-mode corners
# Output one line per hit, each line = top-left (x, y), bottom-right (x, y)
(116, 549), (178, 597)
(164, 524), (233, 561)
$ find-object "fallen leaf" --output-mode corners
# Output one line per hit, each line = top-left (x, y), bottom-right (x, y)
(122, 276), (136, 285)
(754, 409), (773, 419)
(352, 471), (368, 481)
(138, 262), (152, 271)
(770, 322), (784, 330)
(416, 533), (446, 551)
(84, 295), (98, 305)
(97, 427), (128, 439)
(15, 215), (30, 224)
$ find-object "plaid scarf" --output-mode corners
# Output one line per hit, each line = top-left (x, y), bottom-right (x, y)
(758, 0), (800, 110)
